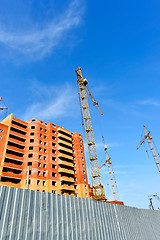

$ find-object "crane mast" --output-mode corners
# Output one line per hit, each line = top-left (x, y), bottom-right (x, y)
(75, 67), (105, 200)
(148, 194), (160, 210)
(137, 125), (160, 173)
(0, 97), (8, 111)
(99, 145), (118, 201)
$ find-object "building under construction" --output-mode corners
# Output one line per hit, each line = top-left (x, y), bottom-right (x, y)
(0, 67), (160, 239)
(0, 113), (91, 198)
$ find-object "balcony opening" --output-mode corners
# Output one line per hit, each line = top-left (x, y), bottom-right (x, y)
(1, 176), (21, 184)
(9, 134), (25, 142)
(12, 120), (27, 129)
(8, 141), (25, 150)
(58, 136), (72, 144)
(4, 158), (23, 165)
(6, 149), (24, 157)
(58, 130), (71, 138)
(59, 142), (72, 150)
(10, 126), (26, 135)
(59, 156), (73, 163)
(2, 167), (22, 174)
(59, 149), (73, 156)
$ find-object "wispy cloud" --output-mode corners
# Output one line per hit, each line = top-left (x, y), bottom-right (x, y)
(22, 82), (78, 121)
(0, 0), (84, 60)
(138, 99), (160, 107)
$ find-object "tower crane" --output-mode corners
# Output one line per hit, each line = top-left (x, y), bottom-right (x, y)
(75, 67), (105, 200)
(148, 194), (160, 210)
(99, 139), (118, 201)
(0, 97), (8, 111)
(137, 125), (160, 173)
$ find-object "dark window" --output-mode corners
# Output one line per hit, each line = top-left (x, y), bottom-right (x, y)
(29, 146), (33, 150)
(0, 129), (3, 133)
(52, 164), (56, 169)
(30, 139), (34, 143)
(28, 162), (32, 166)
(29, 170), (31, 175)
(52, 172), (56, 177)
(28, 154), (33, 158)
(52, 181), (56, 186)
(31, 126), (35, 129)
(32, 120), (35, 122)
(52, 157), (56, 161)
(30, 132), (34, 136)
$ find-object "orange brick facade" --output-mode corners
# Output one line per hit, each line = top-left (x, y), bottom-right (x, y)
(0, 114), (90, 198)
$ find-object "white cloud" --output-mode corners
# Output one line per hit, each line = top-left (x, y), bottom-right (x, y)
(0, 0), (84, 60)
(138, 99), (160, 107)
(22, 82), (78, 121)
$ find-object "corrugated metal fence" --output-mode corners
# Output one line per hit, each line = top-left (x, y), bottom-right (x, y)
(0, 186), (160, 240)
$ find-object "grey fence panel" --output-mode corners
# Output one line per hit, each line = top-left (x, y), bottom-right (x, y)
(0, 186), (160, 240)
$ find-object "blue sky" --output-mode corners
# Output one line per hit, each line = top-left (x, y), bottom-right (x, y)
(0, 0), (160, 209)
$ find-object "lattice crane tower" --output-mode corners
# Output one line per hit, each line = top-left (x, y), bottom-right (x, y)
(75, 67), (105, 200)
(137, 125), (160, 173)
